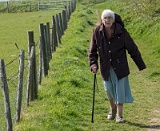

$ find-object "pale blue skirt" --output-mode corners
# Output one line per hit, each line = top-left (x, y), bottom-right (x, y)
(103, 67), (134, 104)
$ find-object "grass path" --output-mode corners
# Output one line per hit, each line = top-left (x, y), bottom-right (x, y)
(125, 40), (160, 131)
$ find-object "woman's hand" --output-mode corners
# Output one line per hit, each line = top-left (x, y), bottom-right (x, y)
(91, 64), (98, 74)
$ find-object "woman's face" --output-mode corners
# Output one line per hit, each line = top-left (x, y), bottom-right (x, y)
(102, 16), (114, 28)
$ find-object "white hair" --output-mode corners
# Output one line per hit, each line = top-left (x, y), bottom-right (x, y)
(101, 9), (115, 20)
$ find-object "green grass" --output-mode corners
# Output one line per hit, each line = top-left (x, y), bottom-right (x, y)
(1, 0), (160, 131)
(0, 10), (60, 62)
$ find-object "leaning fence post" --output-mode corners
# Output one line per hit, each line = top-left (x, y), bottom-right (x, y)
(0, 59), (13, 131)
(15, 50), (25, 122)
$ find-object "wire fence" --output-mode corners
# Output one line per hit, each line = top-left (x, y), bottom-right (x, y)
(0, 0), (76, 130)
(6, 55), (29, 121)
(0, 52), (29, 131)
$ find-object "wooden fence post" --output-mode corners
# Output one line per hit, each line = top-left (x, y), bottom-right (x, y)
(28, 31), (35, 55)
(55, 14), (61, 44)
(58, 13), (62, 37)
(6, 1), (9, 13)
(72, 0), (76, 12)
(73, 0), (76, 12)
(44, 24), (50, 70)
(27, 31), (38, 104)
(70, 0), (73, 13)
(67, 3), (71, 20)
(16, 50), (25, 122)
(51, 15), (58, 52)
(69, 2), (72, 15)
(0, 59), (13, 131)
(39, 23), (49, 77)
(38, 38), (42, 85)
(38, 0), (40, 11)
(29, 3), (31, 12)
(45, 22), (52, 61)
(26, 47), (34, 106)
(62, 9), (67, 31)
(29, 31), (37, 100)
(64, 4), (69, 22)
(59, 13), (64, 35)
(73, 0), (76, 11)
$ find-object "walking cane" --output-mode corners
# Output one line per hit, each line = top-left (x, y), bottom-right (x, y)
(91, 73), (96, 123)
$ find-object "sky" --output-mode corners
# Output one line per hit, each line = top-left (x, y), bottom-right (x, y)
(0, 0), (9, 1)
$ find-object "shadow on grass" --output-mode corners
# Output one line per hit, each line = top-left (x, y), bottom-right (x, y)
(125, 120), (160, 130)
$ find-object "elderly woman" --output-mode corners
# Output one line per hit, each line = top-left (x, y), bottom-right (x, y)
(88, 9), (146, 123)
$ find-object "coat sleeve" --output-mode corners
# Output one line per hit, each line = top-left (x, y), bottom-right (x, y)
(88, 29), (99, 71)
(124, 29), (146, 70)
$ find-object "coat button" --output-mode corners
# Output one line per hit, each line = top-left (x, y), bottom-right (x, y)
(109, 50), (111, 53)
(109, 42), (111, 44)
(110, 59), (112, 61)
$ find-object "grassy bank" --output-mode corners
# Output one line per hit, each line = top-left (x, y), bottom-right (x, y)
(8, 0), (160, 130)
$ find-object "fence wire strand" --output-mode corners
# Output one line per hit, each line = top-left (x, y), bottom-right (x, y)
(0, 54), (29, 130)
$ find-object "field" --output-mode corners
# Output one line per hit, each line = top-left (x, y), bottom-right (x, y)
(0, 10), (61, 61)
(0, 0), (160, 131)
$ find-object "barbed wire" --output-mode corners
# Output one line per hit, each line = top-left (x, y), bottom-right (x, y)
(35, 38), (40, 47)
(5, 55), (19, 67)
(0, 53), (31, 129)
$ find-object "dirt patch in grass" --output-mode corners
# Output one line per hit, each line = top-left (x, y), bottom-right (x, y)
(146, 110), (160, 131)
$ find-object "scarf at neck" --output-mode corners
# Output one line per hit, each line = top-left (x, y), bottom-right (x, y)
(104, 23), (115, 39)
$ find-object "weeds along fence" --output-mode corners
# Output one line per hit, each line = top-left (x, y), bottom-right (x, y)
(0, 0), (76, 130)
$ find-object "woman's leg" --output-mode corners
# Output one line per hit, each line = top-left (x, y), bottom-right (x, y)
(107, 99), (117, 120)
(116, 104), (124, 123)
(103, 80), (117, 120)
(109, 99), (116, 109)
(116, 104), (123, 117)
